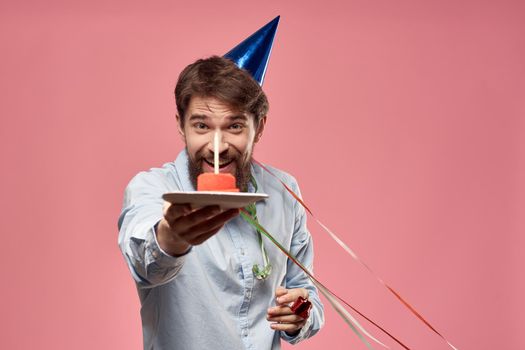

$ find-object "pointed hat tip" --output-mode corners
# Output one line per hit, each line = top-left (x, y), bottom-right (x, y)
(224, 16), (280, 86)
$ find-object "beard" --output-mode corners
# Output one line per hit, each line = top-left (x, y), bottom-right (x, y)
(187, 148), (253, 192)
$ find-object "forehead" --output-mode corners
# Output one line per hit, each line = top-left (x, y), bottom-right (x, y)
(187, 96), (239, 116)
(186, 95), (256, 122)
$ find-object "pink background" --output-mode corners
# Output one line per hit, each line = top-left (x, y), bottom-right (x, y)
(1, 0), (523, 349)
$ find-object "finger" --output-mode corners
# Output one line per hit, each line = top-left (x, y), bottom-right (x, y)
(276, 288), (308, 305)
(176, 209), (239, 244)
(164, 202), (192, 222)
(270, 320), (306, 332)
(267, 314), (305, 323)
(187, 208), (239, 234)
(171, 205), (223, 232)
(267, 305), (293, 316)
(186, 224), (224, 245)
(275, 286), (288, 298)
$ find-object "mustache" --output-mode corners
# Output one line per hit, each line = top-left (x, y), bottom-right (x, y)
(197, 152), (237, 164)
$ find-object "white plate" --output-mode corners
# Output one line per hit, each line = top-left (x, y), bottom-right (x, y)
(162, 191), (268, 209)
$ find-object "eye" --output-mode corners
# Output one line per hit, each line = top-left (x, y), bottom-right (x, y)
(229, 123), (244, 131)
(193, 122), (209, 130)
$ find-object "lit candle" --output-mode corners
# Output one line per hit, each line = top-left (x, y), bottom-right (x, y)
(214, 130), (219, 174)
(197, 129), (238, 192)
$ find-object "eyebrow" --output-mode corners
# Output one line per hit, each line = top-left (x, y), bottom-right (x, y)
(188, 114), (209, 122)
(228, 115), (248, 122)
(187, 114), (248, 122)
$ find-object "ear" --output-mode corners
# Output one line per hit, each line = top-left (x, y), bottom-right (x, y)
(176, 114), (185, 140)
(254, 116), (267, 143)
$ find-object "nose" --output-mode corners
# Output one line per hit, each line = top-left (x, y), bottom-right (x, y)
(206, 130), (229, 155)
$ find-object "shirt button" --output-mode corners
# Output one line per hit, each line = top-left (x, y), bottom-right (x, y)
(240, 249), (245, 255)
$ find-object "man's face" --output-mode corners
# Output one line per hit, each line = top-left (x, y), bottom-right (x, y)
(177, 96), (265, 191)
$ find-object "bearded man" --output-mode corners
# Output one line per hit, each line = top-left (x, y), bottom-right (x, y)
(118, 52), (324, 349)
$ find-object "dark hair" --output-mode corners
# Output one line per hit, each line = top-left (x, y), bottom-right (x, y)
(175, 56), (269, 126)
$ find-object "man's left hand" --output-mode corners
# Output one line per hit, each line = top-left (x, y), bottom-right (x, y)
(267, 286), (309, 335)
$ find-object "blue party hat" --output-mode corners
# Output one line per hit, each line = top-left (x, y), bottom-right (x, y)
(224, 16), (280, 86)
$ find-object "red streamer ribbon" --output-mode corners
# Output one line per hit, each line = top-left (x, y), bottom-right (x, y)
(253, 159), (458, 350)
(240, 209), (409, 349)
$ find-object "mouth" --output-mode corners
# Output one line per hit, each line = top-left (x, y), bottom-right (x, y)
(202, 158), (235, 172)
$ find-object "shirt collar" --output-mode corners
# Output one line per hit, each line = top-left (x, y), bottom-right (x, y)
(173, 149), (195, 192)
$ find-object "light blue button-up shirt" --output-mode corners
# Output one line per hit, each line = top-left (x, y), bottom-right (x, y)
(118, 150), (324, 349)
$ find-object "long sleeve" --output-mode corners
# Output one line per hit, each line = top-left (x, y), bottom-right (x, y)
(279, 179), (325, 344)
(119, 154), (325, 349)
(118, 169), (185, 288)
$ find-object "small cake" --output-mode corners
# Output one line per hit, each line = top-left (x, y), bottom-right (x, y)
(197, 173), (239, 192)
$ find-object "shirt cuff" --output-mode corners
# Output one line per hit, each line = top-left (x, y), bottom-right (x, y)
(279, 312), (313, 344)
(148, 223), (192, 267)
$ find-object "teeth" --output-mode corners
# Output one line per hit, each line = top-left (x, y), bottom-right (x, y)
(205, 159), (232, 167)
